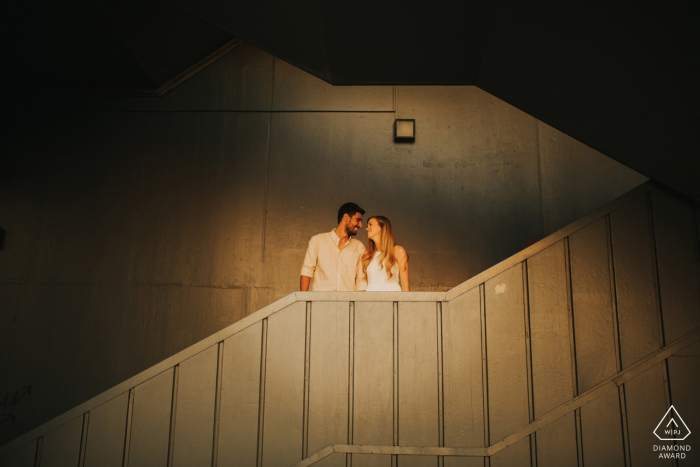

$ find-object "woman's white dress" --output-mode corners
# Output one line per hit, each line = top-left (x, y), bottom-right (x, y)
(365, 251), (402, 291)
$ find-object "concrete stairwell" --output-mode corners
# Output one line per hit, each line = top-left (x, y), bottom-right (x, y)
(1, 181), (699, 467)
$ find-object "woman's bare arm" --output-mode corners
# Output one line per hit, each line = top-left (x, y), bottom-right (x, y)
(355, 255), (367, 291)
(395, 245), (409, 291)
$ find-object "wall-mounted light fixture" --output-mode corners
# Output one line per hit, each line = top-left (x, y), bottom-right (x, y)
(394, 119), (415, 142)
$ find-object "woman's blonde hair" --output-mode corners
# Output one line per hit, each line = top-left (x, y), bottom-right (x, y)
(361, 216), (397, 280)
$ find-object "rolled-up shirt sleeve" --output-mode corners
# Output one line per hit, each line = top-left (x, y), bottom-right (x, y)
(300, 237), (317, 278)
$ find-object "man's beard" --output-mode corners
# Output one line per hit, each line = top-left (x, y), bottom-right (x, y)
(346, 225), (359, 237)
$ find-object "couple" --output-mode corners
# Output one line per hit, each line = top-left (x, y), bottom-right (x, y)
(300, 202), (409, 292)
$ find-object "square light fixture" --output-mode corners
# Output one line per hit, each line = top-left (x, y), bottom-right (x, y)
(394, 119), (415, 142)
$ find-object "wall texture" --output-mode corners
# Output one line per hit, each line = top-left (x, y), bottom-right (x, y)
(0, 43), (646, 445)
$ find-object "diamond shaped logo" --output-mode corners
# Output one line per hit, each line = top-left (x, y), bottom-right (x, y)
(654, 406), (691, 441)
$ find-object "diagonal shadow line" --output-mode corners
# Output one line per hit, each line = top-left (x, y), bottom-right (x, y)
(295, 325), (700, 466)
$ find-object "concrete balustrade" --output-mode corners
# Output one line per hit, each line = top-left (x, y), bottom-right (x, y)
(2, 181), (699, 466)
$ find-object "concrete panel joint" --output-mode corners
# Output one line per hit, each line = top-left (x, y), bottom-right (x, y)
(256, 318), (269, 467)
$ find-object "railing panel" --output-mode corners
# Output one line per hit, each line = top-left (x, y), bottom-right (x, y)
(0, 441), (36, 467)
(490, 437), (530, 467)
(535, 413), (577, 467)
(610, 194), (662, 368)
(172, 345), (218, 467)
(570, 218), (618, 392)
(40, 415), (83, 467)
(485, 266), (529, 442)
(218, 320), (263, 467)
(308, 302), (350, 466)
(527, 241), (578, 465)
(128, 368), (174, 467)
(398, 301), (439, 467)
(442, 287), (484, 467)
(651, 190), (700, 344)
(624, 363), (671, 467)
(83, 392), (129, 467)
(262, 301), (307, 467)
(353, 302), (393, 467)
(580, 389), (625, 467)
(528, 240), (575, 414)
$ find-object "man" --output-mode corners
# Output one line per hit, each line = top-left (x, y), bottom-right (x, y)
(300, 202), (366, 291)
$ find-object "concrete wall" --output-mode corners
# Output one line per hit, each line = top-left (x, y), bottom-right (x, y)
(3, 183), (698, 466)
(0, 43), (646, 445)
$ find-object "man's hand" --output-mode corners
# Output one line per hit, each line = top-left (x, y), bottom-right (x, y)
(300, 275), (311, 291)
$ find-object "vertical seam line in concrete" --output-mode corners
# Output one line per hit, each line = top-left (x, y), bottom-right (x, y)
(260, 111), (272, 263)
(647, 192), (674, 411)
(302, 302), (312, 459)
(522, 261), (535, 423)
(660, 360), (677, 467)
(212, 341), (225, 467)
(392, 86), (399, 164)
(605, 215), (623, 373)
(122, 389), (135, 467)
(618, 385), (632, 467)
(575, 409), (584, 467)
(650, 193), (681, 466)
(256, 318), (269, 467)
(33, 436), (43, 467)
(167, 365), (180, 467)
(260, 56), (276, 262)
(437, 302), (445, 461)
(347, 302), (355, 467)
(648, 191), (668, 347)
(564, 238), (579, 397)
(606, 215), (632, 467)
(78, 411), (89, 467)
(565, 237), (584, 467)
(522, 261), (537, 467)
(394, 86), (398, 118)
(660, 359), (672, 408)
(479, 283), (490, 452)
(392, 301), (399, 466)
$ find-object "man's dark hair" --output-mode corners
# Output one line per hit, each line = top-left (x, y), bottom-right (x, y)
(337, 202), (365, 223)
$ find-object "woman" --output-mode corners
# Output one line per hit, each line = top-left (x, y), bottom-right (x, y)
(360, 216), (409, 291)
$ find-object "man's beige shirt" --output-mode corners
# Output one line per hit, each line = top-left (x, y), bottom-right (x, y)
(301, 230), (366, 291)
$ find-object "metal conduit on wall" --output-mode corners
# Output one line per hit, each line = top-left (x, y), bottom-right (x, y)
(2, 181), (699, 467)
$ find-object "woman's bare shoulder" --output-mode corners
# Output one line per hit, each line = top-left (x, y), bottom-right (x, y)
(394, 244), (408, 259)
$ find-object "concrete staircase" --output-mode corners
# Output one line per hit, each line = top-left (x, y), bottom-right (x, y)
(2, 181), (699, 467)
